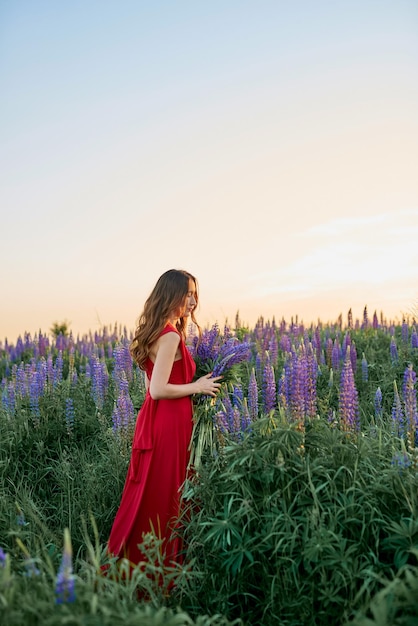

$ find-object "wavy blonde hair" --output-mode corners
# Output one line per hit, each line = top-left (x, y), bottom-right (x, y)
(130, 269), (201, 370)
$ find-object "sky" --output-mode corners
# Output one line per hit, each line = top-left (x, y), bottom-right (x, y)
(1, 0), (418, 341)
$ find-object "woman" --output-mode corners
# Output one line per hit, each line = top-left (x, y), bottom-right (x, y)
(107, 269), (222, 568)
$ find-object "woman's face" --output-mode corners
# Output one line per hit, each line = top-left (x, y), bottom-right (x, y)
(178, 278), (197, 318)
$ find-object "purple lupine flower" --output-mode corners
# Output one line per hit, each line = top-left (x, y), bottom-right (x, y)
(46, 355), (54, 388)
(327, 408), (337, 425)
(268, 334), (278, 364)
(247, 368), (258, 421)
(411, 327), (418, 349)
(289, 347), (307, 428)
(305, 342), (318, 419)
(37, 357), (47, 391)
(214, 409), (229, 435)
(91, 357), (108, 409)
(263, 322), (275, 353)
(278, 364), (290, 411)
(118, 384), (135, 429)
(240, 397), (252, 431)
(221, 392), (233, 419)
(342, 332), (351, 357)
(361, 306), (369, 330)
(24, 332), (32, 352)
(212, 341), (251, 378)
(391, 452), (412, 472)
(55, 529), (75, 604)
(111, 404), (122, 433)
(15, 363), (27, 397)
(332, 339), (341, 372)
(232, 384), (244, 407)
(262, 359), (276, 414)
(16, 504), (27, 527)
(0, 547), (6, 567)
(214, 395), (233, 438)
(390, 337), (398, 363)
(279, 334), (291, 353)
(313, 326), (322, 364)
(55, 333), (66, 352)
(112, 374), (135, 433)
(53, 352), (63, 387)
(189, 323), (221, 361)
(325, 338), (333, 368)
(374, 387), (383, 418)
(361, 353), (368, 383)
(38, 331), (48, 357)
(338, 346), (359, 433)
(29, 370), (42, 419)
(401, 320), (409, 343)
(253, 317), (264, 343)
(347, 308), (353, 329)
(190, 324), (251, 383)
(2, 381), (16, 414)
(65, 398), (75, 433)
(15, 336), (24, 359)
(403, 364), (417, 444)
(113, 343), (133, 388)
(372, 311), (379, 330)
(232, 405), (241, 433)
(391, 381), (405, 437)
(214, 390), (250, 440)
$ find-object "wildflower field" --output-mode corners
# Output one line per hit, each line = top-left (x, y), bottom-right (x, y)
(1, 307), (418, 626)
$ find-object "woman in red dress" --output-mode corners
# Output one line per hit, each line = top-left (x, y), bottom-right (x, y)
(107, 269), (222, 569)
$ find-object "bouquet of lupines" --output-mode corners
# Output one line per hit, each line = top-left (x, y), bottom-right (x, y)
(187, 323), (252, 468)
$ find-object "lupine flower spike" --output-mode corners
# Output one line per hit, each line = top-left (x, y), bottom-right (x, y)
(55, 528), (76, 604)
(390, 337), (398, 364)
(374, 387), (383, 419)
(391, 380), (404, 438)
(0, 547), (7, 568)
(403, 364), (417, 452)
(338, 345), (359, 435)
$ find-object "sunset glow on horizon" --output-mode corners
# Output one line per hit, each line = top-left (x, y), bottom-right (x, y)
(1, 1), (417, 342)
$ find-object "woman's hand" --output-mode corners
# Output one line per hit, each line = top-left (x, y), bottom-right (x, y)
(194, 373), (223, 397)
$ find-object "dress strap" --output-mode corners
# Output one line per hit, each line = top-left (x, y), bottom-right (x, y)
(159, 323), (180, 337)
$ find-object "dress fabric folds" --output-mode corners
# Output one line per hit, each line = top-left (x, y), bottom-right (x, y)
(107, 323), (196, 566)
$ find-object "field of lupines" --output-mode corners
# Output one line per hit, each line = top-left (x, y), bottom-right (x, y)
(1, 306), (418, 626)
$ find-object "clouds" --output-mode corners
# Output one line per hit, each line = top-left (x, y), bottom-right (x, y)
(249, 208), (418, 299)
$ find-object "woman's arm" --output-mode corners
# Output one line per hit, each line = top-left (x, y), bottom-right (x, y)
(149, 332), (222, 400)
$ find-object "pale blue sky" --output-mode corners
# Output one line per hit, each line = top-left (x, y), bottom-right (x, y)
(1, 1), (418, 339)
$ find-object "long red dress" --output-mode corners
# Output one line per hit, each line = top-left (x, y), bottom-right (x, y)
(107, 323), (195, 567)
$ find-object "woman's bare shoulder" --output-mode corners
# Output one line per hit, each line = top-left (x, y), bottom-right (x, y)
(149, 328), (180, 362)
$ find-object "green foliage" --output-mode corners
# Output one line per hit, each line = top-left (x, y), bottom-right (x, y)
(50, 321), (71, 338)
(350, 551), (418, 626)
(1, 318), (418, 624)
(0, 377), (129, 556)
(181, 419), (418, 625)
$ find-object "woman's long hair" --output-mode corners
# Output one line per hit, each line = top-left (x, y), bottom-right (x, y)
(130, 269), (201, 370)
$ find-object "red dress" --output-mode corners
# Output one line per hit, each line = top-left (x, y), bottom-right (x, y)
(107, 323), (196, 566)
